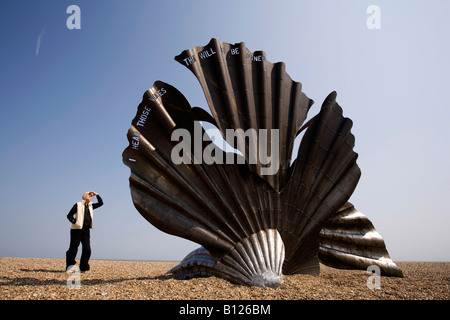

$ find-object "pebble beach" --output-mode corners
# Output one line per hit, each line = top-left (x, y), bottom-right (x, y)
(0, 257), (448, 300)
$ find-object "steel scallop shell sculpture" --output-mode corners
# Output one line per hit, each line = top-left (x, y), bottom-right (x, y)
(122, 38), (403, 288)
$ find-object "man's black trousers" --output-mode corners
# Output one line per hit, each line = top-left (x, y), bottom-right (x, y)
(66, 227), (91, 271)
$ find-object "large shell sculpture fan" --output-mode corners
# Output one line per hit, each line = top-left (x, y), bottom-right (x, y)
(122, 38), (403, 288)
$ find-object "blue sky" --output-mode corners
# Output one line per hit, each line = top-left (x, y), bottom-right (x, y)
(0, 0), (449, 262)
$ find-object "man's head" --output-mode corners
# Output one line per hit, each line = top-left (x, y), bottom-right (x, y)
(82, 191), (95, 203)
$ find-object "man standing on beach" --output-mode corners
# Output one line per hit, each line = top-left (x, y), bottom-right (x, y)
(66, 191), (104, 272)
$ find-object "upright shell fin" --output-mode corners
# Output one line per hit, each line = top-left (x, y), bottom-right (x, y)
(280, 91), (361, 274)
(175, 38), (314, 191)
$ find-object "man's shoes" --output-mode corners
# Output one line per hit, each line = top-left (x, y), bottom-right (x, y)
(66, 265), (79, 273)
(80, 265), (90, 273)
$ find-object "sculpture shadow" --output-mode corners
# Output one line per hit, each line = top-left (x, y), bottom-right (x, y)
(20, 268), (63, 273)
(1, 269), (176, 287)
